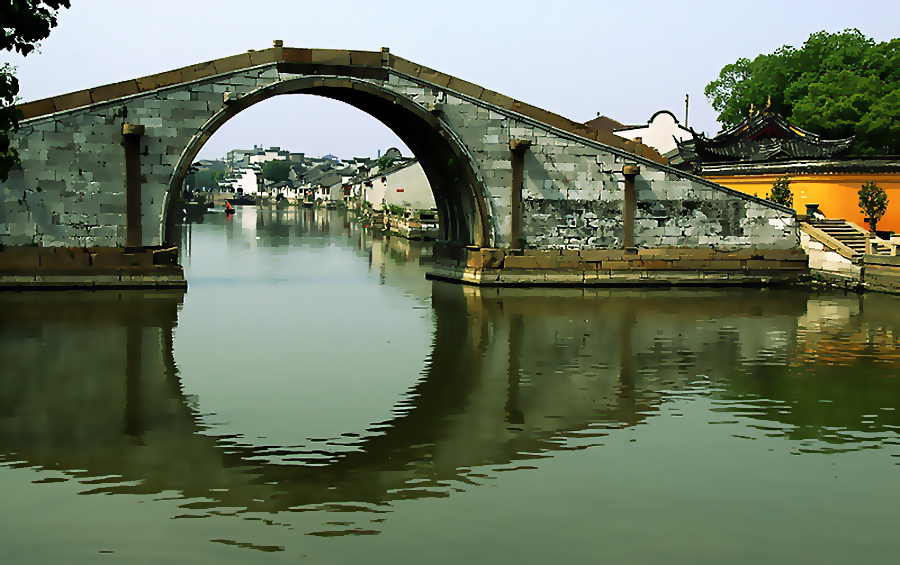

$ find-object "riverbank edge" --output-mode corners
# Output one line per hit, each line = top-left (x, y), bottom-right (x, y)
(426, 245), (808, 288)
(0, 246), (187, 290)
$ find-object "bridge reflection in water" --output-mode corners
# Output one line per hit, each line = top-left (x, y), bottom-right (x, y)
(1, 283), (898, 541)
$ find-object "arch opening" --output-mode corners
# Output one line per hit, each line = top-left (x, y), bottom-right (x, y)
(162, 76), (492, 249)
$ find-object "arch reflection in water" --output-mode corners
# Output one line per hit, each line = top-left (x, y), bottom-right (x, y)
(1, 285), (899, 541)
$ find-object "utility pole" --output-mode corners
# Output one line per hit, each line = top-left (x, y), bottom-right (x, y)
(685, 94), (690, 128)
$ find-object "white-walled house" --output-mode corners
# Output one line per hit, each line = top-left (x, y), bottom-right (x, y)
(358, 160), (434, 211)
(248, 147), (292, 166)
(230, 167), (261, 194)
(614, 110), (692, 157)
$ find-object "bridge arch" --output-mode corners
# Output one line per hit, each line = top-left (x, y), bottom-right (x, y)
(162, 76), (492, 247)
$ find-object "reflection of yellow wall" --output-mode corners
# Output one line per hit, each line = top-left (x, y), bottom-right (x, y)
(707, 173), (900, 232)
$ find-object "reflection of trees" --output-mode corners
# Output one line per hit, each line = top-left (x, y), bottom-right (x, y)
(707, 293), (900, 444)
(1, 285), (899, 530)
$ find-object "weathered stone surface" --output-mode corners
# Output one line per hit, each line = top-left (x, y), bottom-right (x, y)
(3, 53), (798, 258)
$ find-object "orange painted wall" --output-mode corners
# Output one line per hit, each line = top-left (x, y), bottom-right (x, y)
(706, 173), (900, 233)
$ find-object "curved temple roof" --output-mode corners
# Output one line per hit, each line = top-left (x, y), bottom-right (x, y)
(677, 109), (855, 165)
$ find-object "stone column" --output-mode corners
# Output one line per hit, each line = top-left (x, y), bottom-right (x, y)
(510, 139), (532, 249)
(622, 164), (640, 250)
(122, 124), (145, 248)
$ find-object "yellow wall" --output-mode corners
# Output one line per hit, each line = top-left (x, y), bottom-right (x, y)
(706, 173), (900, 233)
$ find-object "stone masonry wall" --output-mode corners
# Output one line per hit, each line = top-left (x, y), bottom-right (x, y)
(1, 62), (798, 250)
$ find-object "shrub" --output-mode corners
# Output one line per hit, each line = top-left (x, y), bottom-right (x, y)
(767, 176), (793, 208)
(858, 181), (889, 232)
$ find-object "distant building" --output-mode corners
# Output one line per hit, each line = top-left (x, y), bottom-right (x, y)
(583, 115), (626, 137)
(230, 166), (262, 195)
(357, 159), (434, 211)
(249, 147), (292, 165)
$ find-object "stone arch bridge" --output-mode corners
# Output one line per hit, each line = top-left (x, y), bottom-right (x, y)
(0, 45), (805, 287)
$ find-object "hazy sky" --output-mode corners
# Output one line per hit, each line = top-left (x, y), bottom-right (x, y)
(3, 0), (898, 160)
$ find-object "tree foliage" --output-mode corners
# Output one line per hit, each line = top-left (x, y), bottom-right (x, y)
(375, 155), (396, 172)
(705, 29), (900, 155)
(1, 0), (71, 181)
(189, 170), (220, 190)
(261, 160), (292, 184)
(767, 176), (793, 208)
(858, 181), (889, 232)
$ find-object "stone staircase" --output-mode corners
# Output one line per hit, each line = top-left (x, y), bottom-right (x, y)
(806, 219), (894, 256)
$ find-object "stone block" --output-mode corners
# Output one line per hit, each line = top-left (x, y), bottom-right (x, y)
(637, 260), (670, 270)
(579, 249), (624, 262)
(179, 61), (218, 82)
(466, 248), (505, 269)
(743, 260), (775, 270)
(677, 248), (716, 260)
(480, 90), (516, 111)
(309, 49), (351, 65)
(136, 70), (183, 92)
(638, 248), (678, 260)
(53, 90), (93, 112)
(0, 247), (40, 269)
(247, 49), (279, 65)
(17, 98), (56, 120)
(349, 51), (383, 67)
(90, 80), (140, 104)
(280, 48), (313, 64)
(760, 249), (804, 260)
(448, 77), (484, 99)
(707, 260), (742, 270)
(779, 260), (809, 270)
(38, 247), (91, 270)
(543, 271), (586, 284)
(503, 255), (541, 269)
(718, 248), (757, 260)
(669, 260), (710, 270)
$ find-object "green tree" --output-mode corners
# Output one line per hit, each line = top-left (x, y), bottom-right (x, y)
(705, 29), (900, 155)
(375, 155), (396, 172)
(767, 176), (794, 208)
(1, 1), (71, 181)
(191, 170), (219, 190)
(858, 181), (889, 232)
(261, 160), (291, 183)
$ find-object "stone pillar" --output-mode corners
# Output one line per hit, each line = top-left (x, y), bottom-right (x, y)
(622, 164), (640, 250)
(122, 124), (145, 248)
(510, 139), (532, 249)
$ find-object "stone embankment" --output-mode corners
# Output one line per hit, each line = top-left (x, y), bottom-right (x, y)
(800, 218), (900, 294)
(429, 246), (808, 287)
(0, 246), (186, 289)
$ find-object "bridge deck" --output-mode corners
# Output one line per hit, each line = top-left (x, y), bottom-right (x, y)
(16, 46), (664, 165)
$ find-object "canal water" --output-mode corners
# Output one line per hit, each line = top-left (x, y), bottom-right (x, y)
(1, 207), (899, 563)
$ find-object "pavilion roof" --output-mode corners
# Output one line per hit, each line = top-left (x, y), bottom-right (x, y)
(676, 109), (855, 165)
